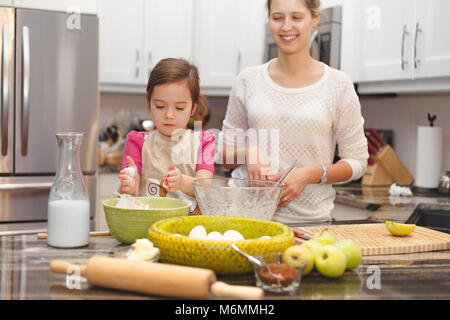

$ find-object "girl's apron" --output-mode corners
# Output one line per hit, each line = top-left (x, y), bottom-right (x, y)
(139, 129), (200, 214)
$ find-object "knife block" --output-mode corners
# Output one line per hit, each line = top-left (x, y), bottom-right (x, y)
(377, 144), (414, 186)
(362, 162), (395, 186)
(362, 144), (414, 186)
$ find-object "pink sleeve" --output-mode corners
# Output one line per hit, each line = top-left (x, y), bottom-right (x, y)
(196, 130), (216, 173)
(121, 131), (147, 175)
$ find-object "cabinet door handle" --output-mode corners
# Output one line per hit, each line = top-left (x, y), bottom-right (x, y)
(135, 66), (140, 79)
(136, 50), (140, 62)
(401, 25), (409, 71)
(414, 22), (422, 69)
(147, 51), (152, 78)
(236, 52), (242, 75)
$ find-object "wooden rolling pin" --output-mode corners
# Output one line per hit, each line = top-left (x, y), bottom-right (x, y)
(50, 256), (264, 300)
(38, 231), (110, 239)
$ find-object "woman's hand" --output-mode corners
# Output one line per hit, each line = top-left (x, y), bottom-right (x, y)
(270, 167), (310, 207)
(164, 164), (184, 192)
(119, 156), (140, 196)
(246, 145), (272, 180)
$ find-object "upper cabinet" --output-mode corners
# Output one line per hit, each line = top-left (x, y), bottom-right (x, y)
(11, 0), (98, 14)
(99, 0), (266, 94)
(357, 0), (450, 84)
(99, 0), (193, 88)
(413, 0), (450, 79)
(358, 0), (415, 82)
(144, 0), (194, 79)
(99, 0), (145, 85)
(193, 0), (266, 90)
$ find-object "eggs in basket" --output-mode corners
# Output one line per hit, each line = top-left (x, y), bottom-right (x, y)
(147, 215), (295, 274)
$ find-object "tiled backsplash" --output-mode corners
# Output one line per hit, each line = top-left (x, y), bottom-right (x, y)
(100, 92), (450, 178)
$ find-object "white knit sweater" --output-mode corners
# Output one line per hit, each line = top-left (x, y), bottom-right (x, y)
(221, 60), (369, 224)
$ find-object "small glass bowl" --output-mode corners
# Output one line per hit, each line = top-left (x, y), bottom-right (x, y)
(251, 252), (308, 293)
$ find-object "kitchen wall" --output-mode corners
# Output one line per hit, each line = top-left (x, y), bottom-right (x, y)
(100, 92), (229, 132)
(360, 93), (450, 178)
(100, 92), (450, 179)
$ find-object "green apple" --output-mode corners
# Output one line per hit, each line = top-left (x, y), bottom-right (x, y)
(314, 245), (347, 278)
(300, 240), (324, 259)
(282, 245), (314, 275)
(311, 230), (336, 245)
(334, 239), (362, 270)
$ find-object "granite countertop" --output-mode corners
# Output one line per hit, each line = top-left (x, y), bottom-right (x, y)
(332, 184), (450, 224)
(1, 183), (449, 300)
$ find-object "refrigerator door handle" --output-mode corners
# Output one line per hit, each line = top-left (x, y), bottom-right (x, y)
(0, 182), (52, 191)
(21, 26), (30, 156)
(1, 24), (9, 156)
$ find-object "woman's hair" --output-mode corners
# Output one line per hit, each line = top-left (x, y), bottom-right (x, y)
(146, 58), (210, 124)
(266, 0), (321, 17)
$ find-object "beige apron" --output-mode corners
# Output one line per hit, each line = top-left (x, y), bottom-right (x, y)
(139, 129), (200, 214)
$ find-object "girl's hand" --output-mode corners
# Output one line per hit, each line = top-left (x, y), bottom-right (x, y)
(275, 168), (309, 207)
(164, 164), (183, 192)
(246, 146), (272, 180)
(119, 156), (140, 196)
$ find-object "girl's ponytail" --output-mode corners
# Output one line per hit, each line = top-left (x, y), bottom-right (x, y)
(193, 94), (210, 126)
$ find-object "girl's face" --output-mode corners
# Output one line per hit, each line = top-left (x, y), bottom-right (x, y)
(268, 0), (319, 56)
(149, 80), (197, 137)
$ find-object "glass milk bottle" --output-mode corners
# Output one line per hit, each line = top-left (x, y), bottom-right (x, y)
(47, 132), (90, 248)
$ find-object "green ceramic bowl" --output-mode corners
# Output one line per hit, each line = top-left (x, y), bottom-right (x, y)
(103, 197), (191, 244)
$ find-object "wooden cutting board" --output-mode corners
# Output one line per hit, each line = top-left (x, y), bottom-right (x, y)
(294, 223), (450, 256)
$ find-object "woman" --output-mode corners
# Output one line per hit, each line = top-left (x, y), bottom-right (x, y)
(220, 0), (368, 224)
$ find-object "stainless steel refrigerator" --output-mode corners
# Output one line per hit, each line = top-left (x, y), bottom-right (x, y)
(0, 8), (98, 223)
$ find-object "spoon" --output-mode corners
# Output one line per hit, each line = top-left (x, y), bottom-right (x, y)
(276, 160), (298, 183)
(230, 243), (283, 280)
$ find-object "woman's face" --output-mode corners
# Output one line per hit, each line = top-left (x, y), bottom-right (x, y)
(149, 80), (197, 137)
(268, 0), (319, 56)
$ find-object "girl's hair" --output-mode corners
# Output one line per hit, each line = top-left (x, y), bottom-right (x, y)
(266, 0), (321, 17)
(146, 58), (210, 124)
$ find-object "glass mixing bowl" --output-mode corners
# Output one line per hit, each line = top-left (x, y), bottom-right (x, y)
(192, 178), (284, 220)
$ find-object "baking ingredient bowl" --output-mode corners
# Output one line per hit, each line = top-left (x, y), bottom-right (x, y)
(192, 178), (284, 220)
(103, 197), (191, 244)
(251, 252), (308, 293)
(147, 215), (295, 274)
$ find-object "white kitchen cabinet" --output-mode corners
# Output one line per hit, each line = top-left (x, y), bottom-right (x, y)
(358, 0), (450, 83)
(413, 0), (450, 79)
(100, 0), (193, 89)
(193, 0), (266, 89)
(100, 0), (266, 93)
(12, 0), (98, 14)
(358, 0), (415, 82)
(99, 0), (145, 85)
(0, 1), (12, 6)
(144, 0), (194, 80)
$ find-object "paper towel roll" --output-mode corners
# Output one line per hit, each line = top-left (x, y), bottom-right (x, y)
(415, 126), (443, 188)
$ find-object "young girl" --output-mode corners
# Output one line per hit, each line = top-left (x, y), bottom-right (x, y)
(221, 0), (368, 223)
(118, 58), (215, 212)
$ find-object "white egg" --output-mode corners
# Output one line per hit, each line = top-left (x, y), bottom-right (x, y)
(188, 225), (207, 239)
(223, 230), (245, 241)
(259, 235), (270, 240)
(206, 231), (223, 240)
(173, 233), (183, 237)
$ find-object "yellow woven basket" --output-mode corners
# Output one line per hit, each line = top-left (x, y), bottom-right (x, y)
(147, 215), (295, 274)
